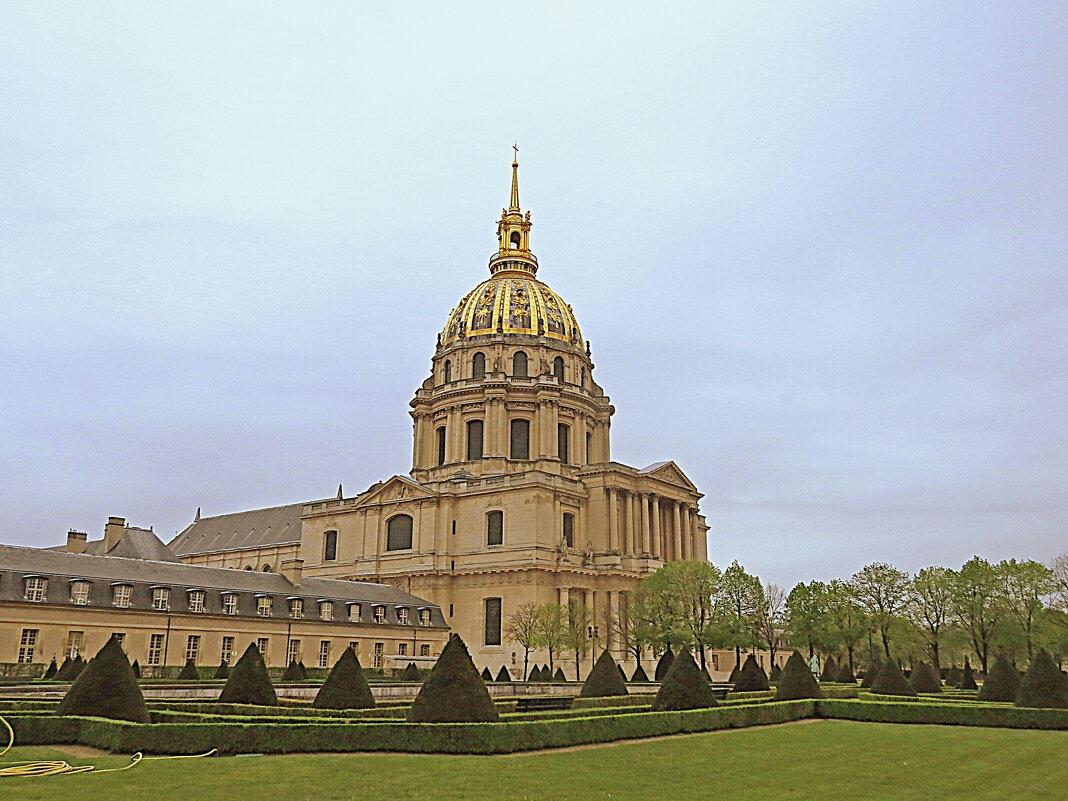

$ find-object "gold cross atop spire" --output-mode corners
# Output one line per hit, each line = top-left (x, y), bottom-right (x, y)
(509, 144), (521, 211)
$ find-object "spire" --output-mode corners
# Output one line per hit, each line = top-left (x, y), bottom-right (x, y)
(336, 483), (344, 500)
(194, 507), (201, 523)
(509, 143), (520, 211)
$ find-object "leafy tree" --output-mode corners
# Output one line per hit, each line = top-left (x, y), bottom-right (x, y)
(785, 581), (831, 657)
(851, 562), (910, 659)
(720, 560), (763, 668)
(951, 556), (1003, 673)
(908, 566), (953, 670)
(565, 602), (595, 680)
(504, 601), (540, 680)
(533, 603), (569, 676)
(999, 559), (1057, 661)
(610, 591), (645, 666)
(824, 579), (868, 673)
(754, 582), (787, 667)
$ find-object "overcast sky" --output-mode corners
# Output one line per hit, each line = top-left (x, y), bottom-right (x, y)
(1, 2), (1065, 588)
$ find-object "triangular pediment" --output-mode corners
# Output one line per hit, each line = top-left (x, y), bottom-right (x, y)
(356, 476), (437, 507)
(639, 460), (698, 492)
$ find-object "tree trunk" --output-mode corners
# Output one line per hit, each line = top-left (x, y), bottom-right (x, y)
(929, 642), (940, 672)
(523, 648), (530, 681)
(847, 645), (854, 673)
(881, 627), (891, 659)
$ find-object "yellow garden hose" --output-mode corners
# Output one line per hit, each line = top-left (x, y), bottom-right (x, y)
(0, 715), (217, 777)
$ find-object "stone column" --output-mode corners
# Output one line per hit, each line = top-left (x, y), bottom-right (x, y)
(651, 495), (662, 559)
(607, 488), (618, 552)
(623, 490), (634, 555)
(558, 586), (570, 608)
(672, 500), (683, 561)
(446, 406), (461, 463)
(640, 493), (651, 556)
(411, 413), (425, 469)
(681, 505), (692, 560)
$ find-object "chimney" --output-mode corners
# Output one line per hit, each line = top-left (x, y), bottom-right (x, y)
(66, 530), (87, 554)
(104, 516), (126, 552)
(281, 558), (304, 587)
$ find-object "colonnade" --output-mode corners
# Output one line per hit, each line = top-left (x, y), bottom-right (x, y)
(603, 488), (702, 562)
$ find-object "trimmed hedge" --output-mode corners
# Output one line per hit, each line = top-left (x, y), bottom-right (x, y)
(178, 659), (201, 680)
(769, 664), (782, 682)
(909, 662), (942, 694)
(817, 699), (1068, 730)
(860, 660), (882, 689)
(652, 650), (718, 711)
(1016, 649), (1068, 709)
(218, 643), (277, 706)
(579, 651), (629, 698)
(283, 660), (304, 682)
(836, 660), (856, 684)
(43, 658), (58, 679)
(870, 659), (916, 697)
(654, 647), (675, 681)
(408, 634), (498, 723)
(979, 653), (1020, 703)
(775, 650), (822, 701)
(213, 661), (230, 680)
(820, 656), (838, 683)
(495, 665), (512, 682)
(732, 654), (770, 692)
(959, 659), (979, 691)
(553, 667), (566, 683)
(55, 635), (149, 723)
(313, 647), (375, 710)
(631, 663), (650, 682)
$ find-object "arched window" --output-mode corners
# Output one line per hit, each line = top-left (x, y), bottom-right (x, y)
(436, 426), (447, 466)
(557, 423), (570, 465)
(562, 513), (575, 548)
(466, 419), (484, 461)
(262, 564), (272, 572)
(472, 352), (486, 379)
(323, 530), (338, 562)
(586, 431), (593, 464)
(553, 356), (564, 382)
(510, 419), (530, 460)
(487, 510), (503, 546)
(243, 565), (253, 571)
(386, 514), (413, 551)
(512, 351), (527, 377)
(443, 360), (452, 383)
(510, 231), (521, 249)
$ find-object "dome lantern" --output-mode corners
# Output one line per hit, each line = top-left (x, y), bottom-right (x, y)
(490, 147), (537, 278)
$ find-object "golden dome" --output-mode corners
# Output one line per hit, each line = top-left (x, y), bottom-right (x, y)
(442, 275), (582, 346)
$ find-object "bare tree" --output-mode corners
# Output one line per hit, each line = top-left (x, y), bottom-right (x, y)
(754, 582), (786, 666)
(504, 601), (539, 680)
(533, 603), (569, 676)
(1050, 554), (1068, 609)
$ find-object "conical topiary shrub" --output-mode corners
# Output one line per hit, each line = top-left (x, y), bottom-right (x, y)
(43, 658), (58, 679)
(1015, 649), (1068, 709)
(131, 659), (141, 679)
(769, 663), (782, 682)
(820, 655), (839, 683)
(495, 665), (512, 682)
(55, 636), (148, 723)
(870, 659), (917, 697)
(67, 656), (86, 682)
(282, 660), (304, 681)
(213, 661), (229, 679)
(959, 659), (978, 690)
(909, 661), (942, 693)
(408, 634), (499, 722)
(733, 654), (770, 692)
(979, 653), (1021, 702)
(313, 647), (375, 710)
(631, 663), (650, 682)
(775, 650), (823, 700)
(861, 660), (883, 688)
(836, 660), (856, 684)
(553, 667), (566, 682)
(618, 663), (627, 680)
(945, 664), (961, 686)
(178, 658), (200, 680)
(298, 660), (308, 679)
(217, 642), (278, 706)
(654, 646), (675, 681)
(481, 666), (493, 681)
(54, 657), (74, 682)
(401, 662), (422, 682)
(652, 650), (718, 711)
(526, 665), (540, 681)
(579, 650), (629, 698)
(727, 663), (740, 684)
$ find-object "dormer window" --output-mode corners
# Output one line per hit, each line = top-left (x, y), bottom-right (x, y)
(290, 598), (303, 619)
(70, 580), (90, 605)
(257, 596), (273, 617)
(23, 577), (46, 602)
(222, 593), (238, 615)
(419, 608), (432, 627)
(348, 602), (361, 622)
(320, 600), (334, 621)
(152, 587), (170, 611)
(397, 607), (409, 625)
(373, 605), (385, 624)
(113, 584), (133, 608)
(188, 590), (205, 613)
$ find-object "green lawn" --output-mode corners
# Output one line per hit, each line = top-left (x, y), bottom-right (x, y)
(3, 720), (1067, 800)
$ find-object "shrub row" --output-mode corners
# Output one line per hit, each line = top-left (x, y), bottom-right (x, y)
(572, 694), (657, 710)
(6, 701), (813, 755)
(817, 699), (1068, 730)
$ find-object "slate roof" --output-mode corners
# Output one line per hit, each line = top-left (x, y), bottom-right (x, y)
(168, 502), (310, 556)
(66, 527), (184, 562)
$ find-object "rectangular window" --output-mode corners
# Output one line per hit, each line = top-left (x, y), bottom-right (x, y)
(17, 629), (38, 663)
(319, 640), (331, 669)
(290, 598), (303, 619)
(586, 431), (593, 464)
(323, 530), (338, 561)
(222, 593), (238, 615)
(373, 605), (385, 624)
(148, 633), (165, 666)
(397, 607), (409, 625)
(420, 643), (430, 657)
(348, 641), (359, 656)
(466, 419), (484, 461)
(24, 577), (46, 602)
(320, 601), (333, 621)
(487, 510), (503, 546)
(419, 608), (432, 626)
(188, 590), (205, 613)
(70, 581), (90, 605)
(348, 603), (361, 622)
(398, 643), (407, 657)
(152, 587), (170, 611)
(185, 634), (200, 663)
(257, 596), (273, 617)
(287, 639), (301, 666)
(256, 637), (270, 665)
(221, 636), (235, 665)
(373, 642), (383, 669)
(436, 426), (447, 466)
(563, 513), (574, 548)
(113, 584), (132, 608)
(484, 598), (503, 646)
(66, 631), (84, 660)
(112, 632), (126, 648)
(510, 419), (530, 460)
(557, 423), (570, 464)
